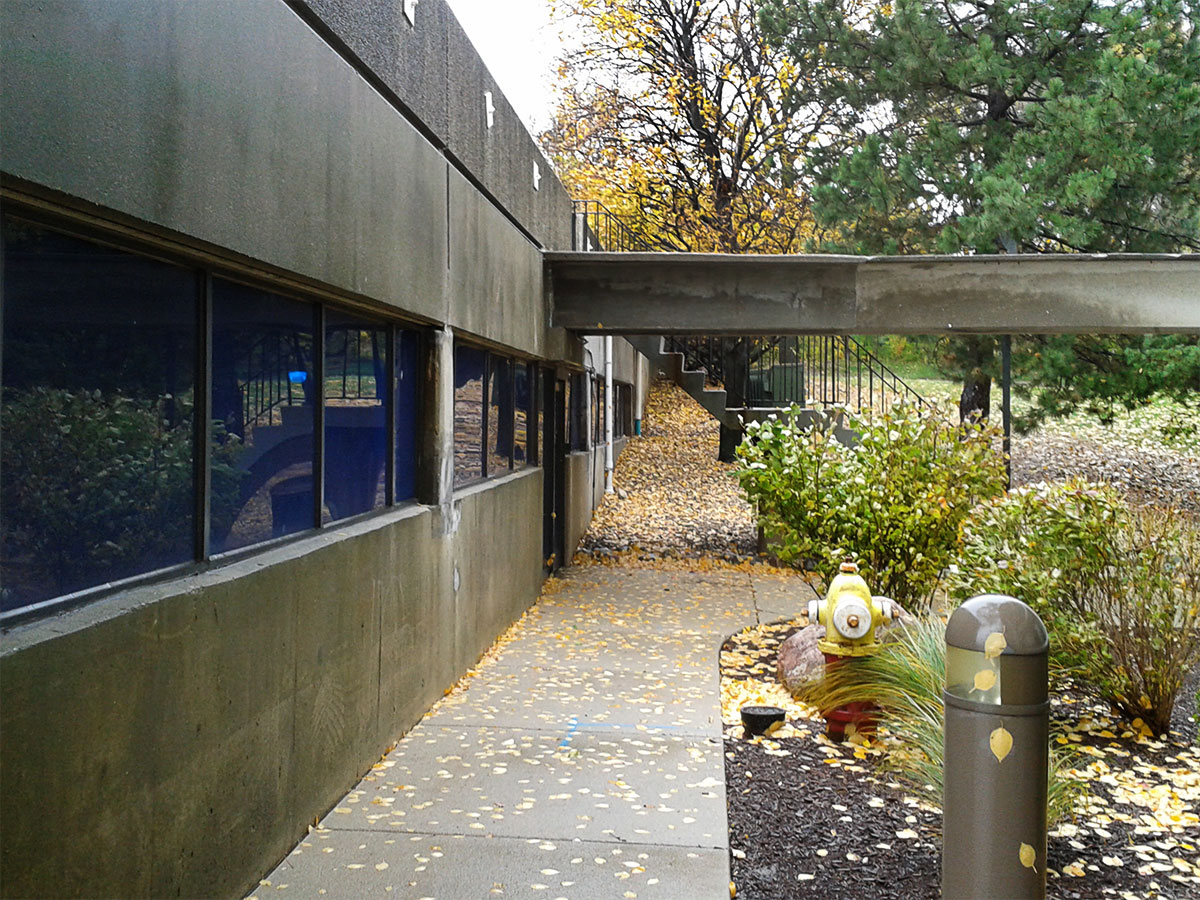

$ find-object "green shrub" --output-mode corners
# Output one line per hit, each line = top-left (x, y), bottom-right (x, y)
(794, 616), (1084, 825)
(954, 482), (1200, 735)
(735, 403), (1006, 608)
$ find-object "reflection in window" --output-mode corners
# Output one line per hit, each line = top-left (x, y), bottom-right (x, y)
(395, 329), (420, 502)
(210, 280), (315, 553)
(1, 217), (196, 610)
(570, 373), (588, 451)
(593, 377), (605, 445)
(488, 356), (513, 474)
(454, 344), (486, 485)
(621, 382), (634, 436)
(325, 313), (389, 522)
(563, 377), (573, 450)
(535, 367), (546, 466)
(514, 363), (531, 467)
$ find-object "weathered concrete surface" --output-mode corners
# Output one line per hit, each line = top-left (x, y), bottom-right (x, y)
(452, 471), (547, 678)
(252, 565), (758, 900)
(0, 0), (449, 319)
(424, 663), (723, 733)
(547, 252), (1200, 334)
(449, 165), (547, 357)
(564, 451), (599, 559)
(319, 724), (726, 846)
(0, 471), (545, 899)
(256, 832), (724, 899)
(294, 0), (573, 250)
(749, 573), (814, 623)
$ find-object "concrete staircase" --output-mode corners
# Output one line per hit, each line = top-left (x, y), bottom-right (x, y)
(627, 334), (916, 450)
(626, 335), (742, 428)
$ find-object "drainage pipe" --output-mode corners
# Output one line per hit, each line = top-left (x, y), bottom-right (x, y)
(604, 335), (614, 493)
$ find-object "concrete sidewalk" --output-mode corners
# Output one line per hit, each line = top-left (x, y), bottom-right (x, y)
(251, 565), (806, 900)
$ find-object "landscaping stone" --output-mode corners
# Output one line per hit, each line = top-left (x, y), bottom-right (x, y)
(776, 624), (825, 693)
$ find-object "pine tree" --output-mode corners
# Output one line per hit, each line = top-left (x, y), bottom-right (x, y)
(761, 0), (1200, 419)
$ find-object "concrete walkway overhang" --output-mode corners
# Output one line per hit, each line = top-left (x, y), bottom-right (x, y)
(546, 251), (1200, 335)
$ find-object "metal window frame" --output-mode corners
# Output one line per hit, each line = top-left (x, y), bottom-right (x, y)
(0, 203), (429, 624)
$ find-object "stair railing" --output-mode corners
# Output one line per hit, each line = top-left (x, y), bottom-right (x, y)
(662, 335), (926, 414)
(571, 200), (648, 252)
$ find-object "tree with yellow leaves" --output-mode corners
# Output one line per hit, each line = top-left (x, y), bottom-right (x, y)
(541, 0), (834, 254)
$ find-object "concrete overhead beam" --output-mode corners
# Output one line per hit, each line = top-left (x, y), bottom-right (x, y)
(546, 252), (1200, 334)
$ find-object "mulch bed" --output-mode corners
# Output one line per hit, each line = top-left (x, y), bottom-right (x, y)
(721, 622), (1200, 900)
(577, 376), (1200, 897)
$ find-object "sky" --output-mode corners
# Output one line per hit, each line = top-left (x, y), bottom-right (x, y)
(444, 0), (563, 135)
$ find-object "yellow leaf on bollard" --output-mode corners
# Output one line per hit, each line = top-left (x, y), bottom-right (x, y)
(984, 632), (1007, 659)
(973, 668), (997, 693)
(1019, 843), (1038, 872)
(990, 726), (1013, 763)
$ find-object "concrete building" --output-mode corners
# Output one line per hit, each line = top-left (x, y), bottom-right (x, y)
(0, 2), (648, 896)
(4, 4), (1198, 899)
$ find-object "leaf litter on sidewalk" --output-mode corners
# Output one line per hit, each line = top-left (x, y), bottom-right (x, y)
(574, 377), (1199, 899)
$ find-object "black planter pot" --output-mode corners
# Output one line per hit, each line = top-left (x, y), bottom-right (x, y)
(741, 705), (786, 737)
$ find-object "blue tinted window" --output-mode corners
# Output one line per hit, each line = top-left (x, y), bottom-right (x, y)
(514, 363), (531, 467)
(454, 344), (486, 485)
(394, 329), (420, 502)
(325, 313), (389, 521)
(1, 217), (196, 610)
(488, 356), (513, 474)
(570, 373), (588, 451)
(210, 280), (315, 552)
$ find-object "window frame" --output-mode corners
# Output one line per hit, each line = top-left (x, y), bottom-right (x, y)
(454, 343), (542, 487)
(0, 207), (427, 623)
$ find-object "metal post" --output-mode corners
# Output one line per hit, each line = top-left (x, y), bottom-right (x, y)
(1002, 335), (1012, 490)
(943, 594), (1049, 900)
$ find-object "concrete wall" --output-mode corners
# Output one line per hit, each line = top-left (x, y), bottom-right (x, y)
(293, 0), (573, 251)
(0, 1), (642, 897)
(0, 472), (542, 899)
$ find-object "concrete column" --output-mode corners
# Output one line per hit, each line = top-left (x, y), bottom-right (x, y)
(419, 326), (456, 521)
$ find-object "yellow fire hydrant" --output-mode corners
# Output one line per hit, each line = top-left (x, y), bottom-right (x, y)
(807, 561), (899, 738)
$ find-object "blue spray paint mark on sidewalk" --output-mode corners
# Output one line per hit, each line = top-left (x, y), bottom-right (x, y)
(559, 717), (688, 748)
(558, 715), (580, 748)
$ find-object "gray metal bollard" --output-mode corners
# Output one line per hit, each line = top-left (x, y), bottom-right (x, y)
(943, 594), (1049, 900)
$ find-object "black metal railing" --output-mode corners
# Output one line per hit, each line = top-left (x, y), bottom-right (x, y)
(239, 327), (382, 432)
(572, 200), (648, 252)
(663, 335), (925, 413)
(240, 331), (309, 431)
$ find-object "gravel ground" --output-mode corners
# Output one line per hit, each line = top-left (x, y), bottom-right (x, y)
(1012, 432), (1200, 512)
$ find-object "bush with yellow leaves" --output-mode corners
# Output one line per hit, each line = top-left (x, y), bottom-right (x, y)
(735, 402), (1006, 609)
(954, 481), (1200, 736)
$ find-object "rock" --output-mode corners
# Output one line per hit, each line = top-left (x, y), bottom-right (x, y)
(879, 603), (914, 642)
(776, 623), (825, 693)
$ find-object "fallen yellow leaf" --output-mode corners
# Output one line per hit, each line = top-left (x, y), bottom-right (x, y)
(990, 726), (1013, 763)
(1019, 843), (1037, 872)
(984, 632), (1007, 659)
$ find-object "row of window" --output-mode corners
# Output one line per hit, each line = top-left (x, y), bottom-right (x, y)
(1, 214), (640, 615)
(452, 345), (538, 486)
(1, 215), (420, 614)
